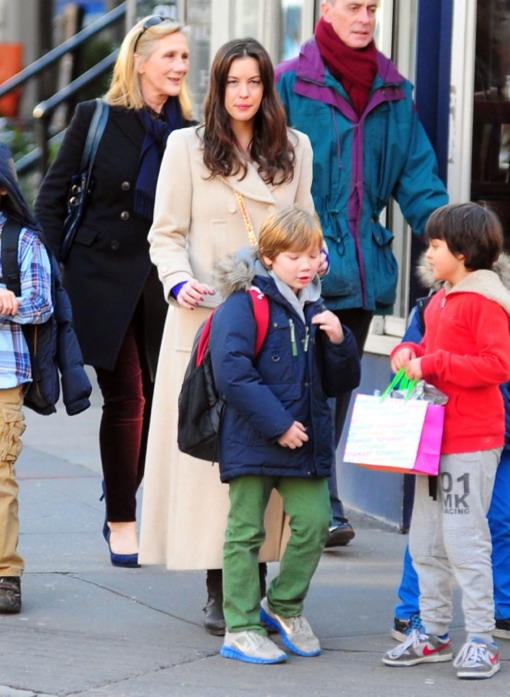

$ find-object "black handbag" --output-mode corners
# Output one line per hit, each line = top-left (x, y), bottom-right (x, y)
(60, 98), (109, 262)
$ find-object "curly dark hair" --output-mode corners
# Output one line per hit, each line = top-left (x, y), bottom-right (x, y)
(202, 38), (295, 185)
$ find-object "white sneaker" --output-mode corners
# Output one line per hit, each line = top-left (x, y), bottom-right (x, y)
(220, 630), (287, 664)
(453, 639), (500, 679)
(260, 597), (321, 657)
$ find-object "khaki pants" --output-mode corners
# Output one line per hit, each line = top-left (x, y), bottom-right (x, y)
(0, 386), (25, 576)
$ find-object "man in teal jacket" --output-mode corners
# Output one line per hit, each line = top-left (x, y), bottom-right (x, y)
(276, 0), (448, 546)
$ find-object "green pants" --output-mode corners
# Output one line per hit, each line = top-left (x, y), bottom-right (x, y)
(223, 475), (330, 633)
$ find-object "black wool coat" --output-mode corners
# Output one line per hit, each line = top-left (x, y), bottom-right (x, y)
(35, 99), (189, 375)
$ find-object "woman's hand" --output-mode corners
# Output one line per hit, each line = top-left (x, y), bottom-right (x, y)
(177, 279), (216, 309)
(318, 248), (329, 277)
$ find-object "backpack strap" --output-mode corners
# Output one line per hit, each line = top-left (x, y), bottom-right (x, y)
(195, 288), (269, 366)
(0, 218), (21, 297)
(196, 314), (214, 366)
(248, 287), (270, 354)
(80, 98), (109, 175)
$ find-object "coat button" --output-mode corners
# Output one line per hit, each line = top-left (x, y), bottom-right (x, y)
(111, 240), (120, 250)
(120, 211), (130, 220)
(121, 181), (131, 191)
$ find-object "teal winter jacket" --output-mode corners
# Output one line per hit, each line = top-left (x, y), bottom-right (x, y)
(276, 39), (448, 314)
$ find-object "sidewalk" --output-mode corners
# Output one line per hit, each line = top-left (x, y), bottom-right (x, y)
(0, 380), (507, 697)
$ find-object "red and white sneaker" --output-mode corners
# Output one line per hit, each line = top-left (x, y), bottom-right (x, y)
(453, 638), (500, 679)
(383, 629), (452, 666)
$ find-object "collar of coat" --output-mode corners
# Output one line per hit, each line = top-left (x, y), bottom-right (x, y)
(290, 37), (405, 90)
(443, 262), (510, 315)
(416, 250), (510, 302)
(191, 125), (300, 204)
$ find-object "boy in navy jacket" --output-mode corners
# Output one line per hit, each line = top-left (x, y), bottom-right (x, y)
(209, 206), (360, 664)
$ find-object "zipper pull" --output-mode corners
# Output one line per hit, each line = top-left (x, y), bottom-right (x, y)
(289, 319), (297, 357)
(304, 326), (309, 352)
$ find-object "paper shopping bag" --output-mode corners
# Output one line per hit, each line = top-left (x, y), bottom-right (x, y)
(343, 393), (444, 475)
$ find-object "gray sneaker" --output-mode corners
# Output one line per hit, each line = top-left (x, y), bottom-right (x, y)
(260, 597), (320, 657)
(220, 630), (287, 664)
(453, 639), (500, 679)
(383, 629), (453, 666)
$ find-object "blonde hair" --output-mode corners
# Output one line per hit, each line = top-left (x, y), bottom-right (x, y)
(259, 207), (323, 262)
(104, 16), (193, 118)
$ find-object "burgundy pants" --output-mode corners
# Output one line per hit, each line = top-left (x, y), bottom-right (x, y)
(95, 307), (153, 522)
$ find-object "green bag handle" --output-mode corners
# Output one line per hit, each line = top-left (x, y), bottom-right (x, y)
(380, 368), (416, 401)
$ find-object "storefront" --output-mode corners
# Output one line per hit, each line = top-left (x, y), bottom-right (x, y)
(4, 0), (500, 526)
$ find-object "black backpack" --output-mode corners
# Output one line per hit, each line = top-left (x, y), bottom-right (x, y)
(0, 218), (92, 415)
(177, 288), (270, 462)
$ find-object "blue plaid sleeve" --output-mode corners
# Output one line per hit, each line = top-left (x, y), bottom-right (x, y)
(12, 229), (53, 325)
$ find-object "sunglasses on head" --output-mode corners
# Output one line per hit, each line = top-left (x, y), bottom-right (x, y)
(133, 16), (170, 53)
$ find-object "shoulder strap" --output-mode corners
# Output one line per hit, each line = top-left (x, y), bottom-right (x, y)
(195, 288), (269, 366)
(248, 287), (270, 354)
(1, 219), (22, 297)
(196, 314), (214, 366)
(233, 191), (258, 246)
(79, 98), (109, 183)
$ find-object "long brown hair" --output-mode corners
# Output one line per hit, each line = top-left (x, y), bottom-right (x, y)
(202, 38), (295, 184)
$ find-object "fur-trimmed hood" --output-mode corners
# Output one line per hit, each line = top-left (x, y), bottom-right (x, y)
(213, 247), (261, 298)
(213, 246), (322, 307)
(415, 251), (510, 314)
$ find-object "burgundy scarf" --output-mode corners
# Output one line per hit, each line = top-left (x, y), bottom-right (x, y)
(315, 16), (377, 116)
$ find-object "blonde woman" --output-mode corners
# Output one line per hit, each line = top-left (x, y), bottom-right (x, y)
(35, 16), (194, 567)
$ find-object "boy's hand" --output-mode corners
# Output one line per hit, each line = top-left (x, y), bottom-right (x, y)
(312, 310), (344, 344)
(391, 348), (423, 381)
(403, 358), (423, 382)
(0, 288), (19, 316)
(278, 421), (309, 449)
(391, 347), (415, 373)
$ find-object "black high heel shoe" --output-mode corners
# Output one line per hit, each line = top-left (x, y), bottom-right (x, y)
(101, 481), (140, 569)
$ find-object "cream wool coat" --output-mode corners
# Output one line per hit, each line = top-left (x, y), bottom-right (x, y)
(139, 126), (315, 569)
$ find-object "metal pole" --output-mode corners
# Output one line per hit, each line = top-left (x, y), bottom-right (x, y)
(125, 0), (137, 31)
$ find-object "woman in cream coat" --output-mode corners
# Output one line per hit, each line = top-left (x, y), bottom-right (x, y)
(139, 38), (315, 633)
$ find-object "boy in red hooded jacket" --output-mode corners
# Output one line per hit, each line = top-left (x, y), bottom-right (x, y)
(383, 203), (510, 680)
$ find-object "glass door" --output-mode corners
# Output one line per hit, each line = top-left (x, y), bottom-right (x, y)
(471, 0), (510, 246)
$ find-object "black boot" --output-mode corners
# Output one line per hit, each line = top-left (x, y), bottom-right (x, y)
(203, 563), (268, 636)
(258, 562), (267, 598)
(203, 569), (226, 636)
